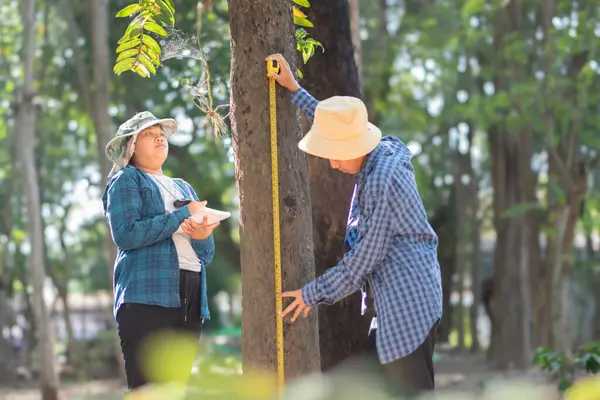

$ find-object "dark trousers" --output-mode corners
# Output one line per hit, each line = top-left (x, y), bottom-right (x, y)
(363, 320), (438, 398)
(116, 270), (203, 391)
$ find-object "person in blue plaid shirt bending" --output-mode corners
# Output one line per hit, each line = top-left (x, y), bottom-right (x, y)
(101, 112), (219, 392)
(268, 54), (443, 397)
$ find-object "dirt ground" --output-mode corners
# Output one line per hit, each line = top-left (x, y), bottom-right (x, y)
(0, 347), (560, 400)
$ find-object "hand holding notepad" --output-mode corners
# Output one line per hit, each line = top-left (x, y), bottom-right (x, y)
(190, 206), (231, 225)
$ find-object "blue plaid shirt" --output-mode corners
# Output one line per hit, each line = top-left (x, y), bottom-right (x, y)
(101, 166), (214, 320)
(291, 88), (443, 364)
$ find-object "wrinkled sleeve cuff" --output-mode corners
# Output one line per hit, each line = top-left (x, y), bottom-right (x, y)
(302, 281), (319, 306)
(303, 279), (336, 307)
(174, 205), (191, 221)
(290, 87), (307, 105)
(192, 235), (213, 249)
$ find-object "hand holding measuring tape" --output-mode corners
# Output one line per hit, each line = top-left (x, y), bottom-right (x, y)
(266, 54), (300, 93)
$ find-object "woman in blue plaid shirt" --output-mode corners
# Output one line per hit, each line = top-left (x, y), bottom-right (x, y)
(268, 54), (443, 397)
(101, 111), (219, 392)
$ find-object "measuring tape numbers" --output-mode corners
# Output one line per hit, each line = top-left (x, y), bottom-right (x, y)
(267, 59), (285, 393)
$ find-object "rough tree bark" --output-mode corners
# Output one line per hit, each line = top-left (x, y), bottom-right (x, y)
(16, 0), (60, 397)
(300, 0), (371, 371)
(227, 0), (320, 379)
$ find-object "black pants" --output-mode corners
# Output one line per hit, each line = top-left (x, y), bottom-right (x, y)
(116, 270), (203, 391)
(363, 320), (438, 398)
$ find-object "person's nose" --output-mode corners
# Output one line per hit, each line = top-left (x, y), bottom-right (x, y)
(156, 135), (165, 143)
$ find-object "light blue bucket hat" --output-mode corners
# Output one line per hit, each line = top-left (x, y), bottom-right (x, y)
(105, 111), (178, 178)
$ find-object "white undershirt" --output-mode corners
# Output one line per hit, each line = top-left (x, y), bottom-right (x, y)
(149, 173), (202, 272)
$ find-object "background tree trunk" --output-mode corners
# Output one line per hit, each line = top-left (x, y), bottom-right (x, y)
(16, 0), (60, 397)
(487, 125), (534, 369)
(89, 0), (119, 299)
(0, 130), (17, 382)
(62, 0), (124, 378)
(347, 0), (362, 90)
(227, 0), (320, 379)
(469, 161), (481, 353)
(429, 192), (456, 343)
(453, 151), (468, 351)
(300, 0), (371, 371)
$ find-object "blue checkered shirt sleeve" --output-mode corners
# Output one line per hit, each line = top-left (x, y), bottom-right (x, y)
(105, 171), (191, 250)
(291, 88), (318, 123)
(302, 175), (395, 306)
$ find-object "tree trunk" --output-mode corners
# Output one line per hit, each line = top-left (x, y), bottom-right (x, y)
(362, 0), (393, 126)
(535, 163), (587, 353)
(453, 152), (467, 351)
(429, 191), (456, 343)
(227, 0), (320, 380)
(89, 0), (119, 293)
(89, 0), (124, 378)
(347, 0), (362, 90)
(300, 0), (371, 371)
(487, 124), (534, 369)
(0, 243), (13, 382)
(469, 194), (482, 353)
(0, 126), (17, 382)
(486, 1), (540, 369)
(16, 0), (60, 397)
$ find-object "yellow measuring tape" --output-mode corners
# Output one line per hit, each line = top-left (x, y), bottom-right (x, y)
(267, 59), (285, 393)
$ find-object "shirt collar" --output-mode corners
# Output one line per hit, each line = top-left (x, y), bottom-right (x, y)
(357, 142), (384, 184)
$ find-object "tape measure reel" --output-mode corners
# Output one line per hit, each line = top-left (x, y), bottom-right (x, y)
(267, 59), (285, 393)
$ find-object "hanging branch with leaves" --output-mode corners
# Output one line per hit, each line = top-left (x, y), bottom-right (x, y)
(113, 0), (175, 77)
(113, 0), (323, 78)
(113, 0), (324, 137)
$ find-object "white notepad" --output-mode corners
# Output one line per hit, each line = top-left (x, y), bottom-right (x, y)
(191, 207), (231, 225)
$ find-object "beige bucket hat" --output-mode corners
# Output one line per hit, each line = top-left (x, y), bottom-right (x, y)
(298, 96), (382, 160)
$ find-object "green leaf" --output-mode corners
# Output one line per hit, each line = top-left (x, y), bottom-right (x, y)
(133, 62), (151, 78)
(502, 202), (542, 218)
(292, 0), (311, 7)
(144, 21), (168, 36)
(116, 3), (142, 18)
(157, 0), (175, 13)
(116, 37), (142, 53)
(297, 69), (303, 79)
(116, 48), (139, 62)
(118, 27), (141, 44)
(163, 0), (175, 11)
(295, 28), (308, 39)
(142, 34), (161, 55)
(293, 16), (314, 28)
(113, 57), (136, 75)
(141, 45), (161, 64)
(157, 0), (175, 20)
(154, 13), (173, 27)
(139, 52), (157, 75)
